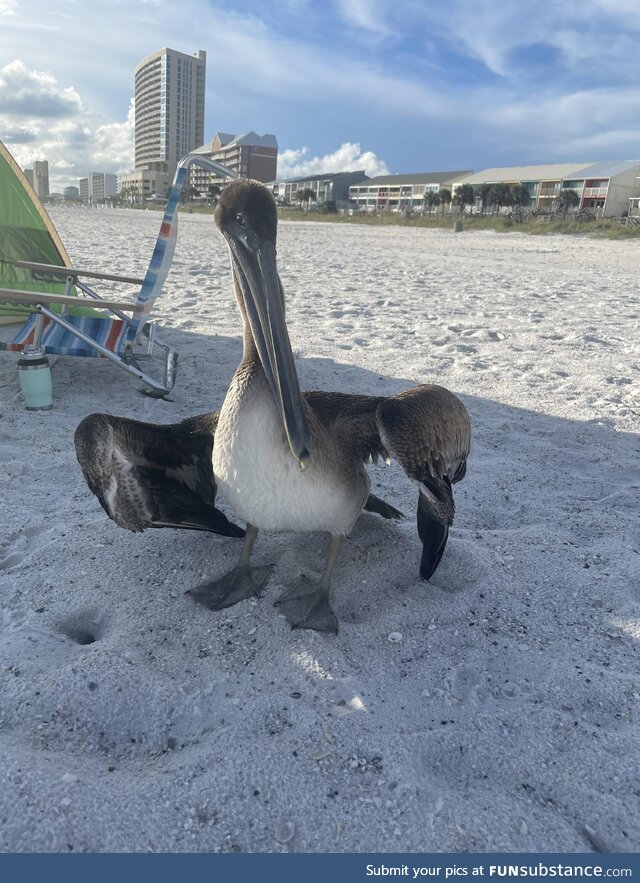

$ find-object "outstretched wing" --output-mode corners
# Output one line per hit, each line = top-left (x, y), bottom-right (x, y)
(74, 412), (245, 538)
(305, 384), (470, 487)
(376, 385), (470, 579)
(305, 385), (471, 578)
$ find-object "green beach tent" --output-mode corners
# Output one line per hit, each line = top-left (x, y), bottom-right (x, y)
(0, 139), (75, 324)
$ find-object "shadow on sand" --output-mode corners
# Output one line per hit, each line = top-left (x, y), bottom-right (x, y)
(0, 322), (638, 852)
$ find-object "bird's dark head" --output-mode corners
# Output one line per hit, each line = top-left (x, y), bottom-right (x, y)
(214, 178), (278, 250)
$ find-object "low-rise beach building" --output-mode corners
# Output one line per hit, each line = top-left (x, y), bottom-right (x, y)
(119, 168), (170, 204)
(269, 170), (368, 207)
(349, 171), (472, 212)
(453, 161), (640, 216)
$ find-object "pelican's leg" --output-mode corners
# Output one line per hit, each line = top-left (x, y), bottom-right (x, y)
(275, 536), (343, 634)
(186, 524), (273, 610)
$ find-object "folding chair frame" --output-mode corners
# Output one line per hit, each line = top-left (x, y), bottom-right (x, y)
(1, 152), (237, 399)
(0, 263), (176, 396)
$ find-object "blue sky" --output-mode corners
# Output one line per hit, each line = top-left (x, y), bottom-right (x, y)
(1, 0), (639, 190)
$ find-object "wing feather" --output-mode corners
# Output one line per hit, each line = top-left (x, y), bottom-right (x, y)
(74, 412), (244, 538)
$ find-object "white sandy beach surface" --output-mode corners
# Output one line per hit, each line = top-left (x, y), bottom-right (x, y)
(0, 207), (638, 854)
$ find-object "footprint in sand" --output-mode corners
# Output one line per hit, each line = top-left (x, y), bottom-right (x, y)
(0, 524), (52, 572)
(0, 535), (27, 571)
(582, 334), (611, 347)
(444, 662), (489, 703)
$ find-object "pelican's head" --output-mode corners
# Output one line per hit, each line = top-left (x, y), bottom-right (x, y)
(215, 180), (310, 470)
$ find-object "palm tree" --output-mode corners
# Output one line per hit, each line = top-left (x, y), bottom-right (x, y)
(488, 183), (512, 213)
(478, 183), (493, 216)
(454, 183), (475, 215)
(557, 188), (580, 218)
(423, 190), (439, 214)
(511, 184), (531, 209)
(117, 184), (136, 206)
(208, 184), (221, 205)
(439, 188), (452, 215)
(296, 187), (316, 208)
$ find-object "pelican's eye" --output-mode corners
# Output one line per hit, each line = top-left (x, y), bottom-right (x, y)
(236, 212), (246, 227)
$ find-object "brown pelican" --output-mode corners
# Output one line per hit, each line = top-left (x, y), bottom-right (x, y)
(186, 179), (471, 633)
(74, 179), (470, 634)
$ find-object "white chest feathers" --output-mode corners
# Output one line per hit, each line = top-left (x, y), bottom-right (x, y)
(213, 382), (368, 535)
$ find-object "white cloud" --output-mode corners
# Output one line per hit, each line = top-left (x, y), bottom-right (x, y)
(334, 0), (391, 36)
(0, 59), (81, 118)
(1, 60), (132, 191)
(414, 0), (640, 81)
(278, 142), (389, 179)
(92, 98), (135, 171)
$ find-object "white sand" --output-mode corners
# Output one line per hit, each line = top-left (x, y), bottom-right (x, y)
(0, 208), (638, 853)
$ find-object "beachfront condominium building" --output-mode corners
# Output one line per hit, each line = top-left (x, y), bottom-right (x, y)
(190, 131), (278, 195)
(349, 171), (472, 212)
(134, 47), (206, 183)
(119, 168), (171, 205)
(271, 170), (369, 207)
(78, 172), (118, 205)
(453, 161), (640, 217)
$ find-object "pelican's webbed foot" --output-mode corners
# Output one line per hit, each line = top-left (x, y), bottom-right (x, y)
(187, 563), (273, 610)
(274, 535), (343, 634)
(186, 523), (272, 611)
(275, 577), (339, 634)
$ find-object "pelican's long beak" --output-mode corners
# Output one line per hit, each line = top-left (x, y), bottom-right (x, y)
(227, 234), (310, 469)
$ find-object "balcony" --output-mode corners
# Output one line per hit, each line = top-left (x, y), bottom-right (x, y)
(582, 187), (608, 199)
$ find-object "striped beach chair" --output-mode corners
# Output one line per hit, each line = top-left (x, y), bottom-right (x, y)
(0, 151), (237, 397)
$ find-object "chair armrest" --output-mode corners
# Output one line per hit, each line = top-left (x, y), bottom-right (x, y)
(4, 259), (145, 286)
(0, 288), (143, 313)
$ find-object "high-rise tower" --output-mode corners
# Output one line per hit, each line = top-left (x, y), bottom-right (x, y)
(134, 47), (206, 182)
(32, 160), (49, 199)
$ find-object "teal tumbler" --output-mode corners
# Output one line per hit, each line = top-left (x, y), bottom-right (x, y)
(18, 348), (53, 410)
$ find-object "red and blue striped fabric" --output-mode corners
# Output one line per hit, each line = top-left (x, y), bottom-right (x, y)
(6, 313), (127, 356)
(128, 165), (187, 341)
